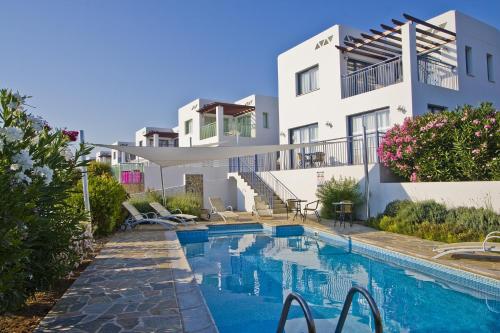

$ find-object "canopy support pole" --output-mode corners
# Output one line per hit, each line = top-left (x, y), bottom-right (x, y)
(362, 125), (371, 220)
(79, 130), (91, 216)
(160, 166), (166, 206)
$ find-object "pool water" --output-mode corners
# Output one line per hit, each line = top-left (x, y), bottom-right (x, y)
(181, 230), (499, 333)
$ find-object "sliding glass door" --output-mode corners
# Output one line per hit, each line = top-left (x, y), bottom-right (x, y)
(289, 123), (318, 168)
(349, 109), (389, 164)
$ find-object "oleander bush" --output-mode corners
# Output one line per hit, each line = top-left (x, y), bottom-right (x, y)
(0, 89), (92, 312)
(69, 162), (128, 236)
(316, 176), (363, 219)
(370, 200), (499, 243)
(378, 103), (500, 182)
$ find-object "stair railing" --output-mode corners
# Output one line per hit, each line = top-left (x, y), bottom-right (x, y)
(276, 292), (316, 333)
(238, 157), (275, 210)
(258, 170), (298, 206)
(335, 286), (383, 333)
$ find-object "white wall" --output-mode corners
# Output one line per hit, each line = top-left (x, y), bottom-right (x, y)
(143, 163), (235, 210)
(261, 164), (500, 218)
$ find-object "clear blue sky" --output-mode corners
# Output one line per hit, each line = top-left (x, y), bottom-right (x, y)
(1, 0), (499, 147)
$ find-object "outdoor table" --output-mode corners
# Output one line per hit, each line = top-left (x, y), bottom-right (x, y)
(288, 199), (307, 221)
(332, 201), (354, 227)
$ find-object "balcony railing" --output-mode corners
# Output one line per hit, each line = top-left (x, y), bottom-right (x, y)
(225, 123), (252, 137)
(342, 56), (403, 98)
(229, 132), (384, 173)
(111, 163), (144, 184)
(200, 122), (216, 140)
(417, 56), (458, 90)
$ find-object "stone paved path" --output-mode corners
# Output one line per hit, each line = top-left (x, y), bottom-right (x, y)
(36, 226), (217, 333)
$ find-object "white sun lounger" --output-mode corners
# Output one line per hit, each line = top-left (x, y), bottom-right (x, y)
(149, 201), (197, 223)
(252, 196), (273, 219)
(209, 197), (239, 223)
(432, 231), (500, 259)
(122, 201), (180, 230)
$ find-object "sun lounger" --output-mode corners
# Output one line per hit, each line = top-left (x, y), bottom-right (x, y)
(209, 197), (239, 222)
(432, 231), (500, 259)
(149, 201), (197, 223)
(122, 201), (181, 230)
(252, 196), (273, 219)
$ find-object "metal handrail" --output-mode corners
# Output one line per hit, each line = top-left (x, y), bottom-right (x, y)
(238, 157), (275, 210)
(335, 286), (383, 333)
(342, 55), (402, 77)
(276, 292), (316, 333)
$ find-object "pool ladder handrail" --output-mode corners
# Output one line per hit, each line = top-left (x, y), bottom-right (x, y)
(276, 287), (383, 333)
(276, 292), (316, 333)
(335, 286), (383, 333)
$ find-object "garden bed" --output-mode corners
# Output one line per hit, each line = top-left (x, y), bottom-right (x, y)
(0, 238), (107, 333)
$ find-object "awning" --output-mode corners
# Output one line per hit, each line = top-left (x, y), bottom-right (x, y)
(93, 142), (323, 168)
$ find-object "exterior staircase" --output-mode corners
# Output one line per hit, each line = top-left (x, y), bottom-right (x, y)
(238, 172), (288, 214)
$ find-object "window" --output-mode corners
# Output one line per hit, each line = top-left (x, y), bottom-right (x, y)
(113, 151), (116, 160)
(428, 104), (447, 114)
(296, 65), (319, 95)
(184, 119), (192, 134)
(487, 54), (494, 82)
(138, 140), (143, 147)
(148, 138), (154, 146)
(465, 46), (473, 76)
(350, 109), (390, 164)
(289, 123), (318, 144)
(223, 118), (230, 133)
(159, 139), (169, 147)
(263, 112), (269, 128)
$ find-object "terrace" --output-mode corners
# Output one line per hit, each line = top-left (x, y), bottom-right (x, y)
(198, 102), (255, 140)
(338, 13), (458, 98)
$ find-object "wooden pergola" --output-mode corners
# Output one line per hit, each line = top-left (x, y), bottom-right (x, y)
(335, 13), (456, 62)
(197, 102), (255, 117)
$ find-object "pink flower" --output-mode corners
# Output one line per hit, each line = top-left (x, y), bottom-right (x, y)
(62, 130), (79, 142)
(410, 172), (418, 182)
(484, 124), (492, 130)
(475, 131), (482, 137)
(405, 146), (413, 154)
(472, 149), (480, 155)
(472, 119), (480, 125)
(490, 118), (496, 124)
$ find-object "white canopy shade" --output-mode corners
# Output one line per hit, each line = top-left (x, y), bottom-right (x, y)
(93, 142), (324, 167)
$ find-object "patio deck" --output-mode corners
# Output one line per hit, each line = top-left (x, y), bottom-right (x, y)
(36, 213), (499, 332)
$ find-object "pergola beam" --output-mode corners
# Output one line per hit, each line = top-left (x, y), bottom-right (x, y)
(392, 19), (454, 43)
(359, 33), (402, 49)
(344, 41), (399, 58)
(336, 45), (387, 61)
(380, 24), (441, 47)
(403, 13), (456, 36)
(350, 37), (402, 54)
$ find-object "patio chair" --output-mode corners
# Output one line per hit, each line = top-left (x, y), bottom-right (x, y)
(122, 201), (180, 230)
(334, 200), (354, 227)
(252, 196), (273, 219)
(209, 197), (239, 223)
(303, 200), (320, 222)
(313, 152), (325, 167)
(432, 231), (500, 259)
(149, 201), (197, 223)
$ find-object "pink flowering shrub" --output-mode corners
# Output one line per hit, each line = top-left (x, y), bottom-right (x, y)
(378, 103), (500, 181)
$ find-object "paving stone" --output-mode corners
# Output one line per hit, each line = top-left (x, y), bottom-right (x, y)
(98, 322), (122, 333)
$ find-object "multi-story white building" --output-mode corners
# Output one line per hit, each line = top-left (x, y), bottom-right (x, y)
(277, 10), (499, 150)
(135, 126), (178, 149)
(95, 151), (112, 164)
(111, 141), (136, 166)
(178, 94), (279, 147)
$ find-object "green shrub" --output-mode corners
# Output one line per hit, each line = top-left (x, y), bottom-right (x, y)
(166, 193), (202, 217)
(87, 161), (112, 177)
(445, 207), (500, 235)
(372, 199), (499, 243)
(383, 200), (412, 217)
(129, 191), (163, 213)
(316, 176), (363, 219)
(69, 174), (128, 236)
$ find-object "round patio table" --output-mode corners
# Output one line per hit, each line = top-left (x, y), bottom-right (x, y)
(288, 199), (307, 221)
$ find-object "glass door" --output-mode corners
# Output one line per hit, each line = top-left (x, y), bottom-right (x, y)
(350, 109), (389, 164)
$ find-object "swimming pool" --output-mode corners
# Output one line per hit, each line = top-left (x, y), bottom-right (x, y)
(179, 225), (500, 333)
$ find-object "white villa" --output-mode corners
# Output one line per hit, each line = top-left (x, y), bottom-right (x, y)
(109, 10), (500, 215)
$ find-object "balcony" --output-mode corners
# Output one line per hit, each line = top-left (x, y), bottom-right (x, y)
(342, 56), (403, 98)
(224, 122), (252, 137)
(417, 56), (458, 90)
(200, 122), (216, 140)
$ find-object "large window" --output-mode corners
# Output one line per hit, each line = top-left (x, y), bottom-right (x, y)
(428, 104), (447, 114)
(289, 123), (318, 144)
(465, 46), (473, 76)
(487, 54), (494, 82)
(350, 109), (390, 164)
(159, 139), (169, 147)
(296, 65), (319, 95)
(263, 112), (269, 128)
(184, 119), (192, 134)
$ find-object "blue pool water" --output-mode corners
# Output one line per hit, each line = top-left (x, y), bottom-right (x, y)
(180, 227), (500, 333)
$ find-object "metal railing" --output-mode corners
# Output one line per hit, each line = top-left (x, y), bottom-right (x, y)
(229, 132), (384, 173)
(129, 185), (186, 200)
(342, 56), (403, 98)
(418, 56), (458, 90)
(237, 157), (275, 210)
(257, 171), (298, 206)
(200, 122), (217, 140)
(224, 123), (252, 137)
(335, 286), (383, 333)
(276, 292), (316, 333)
